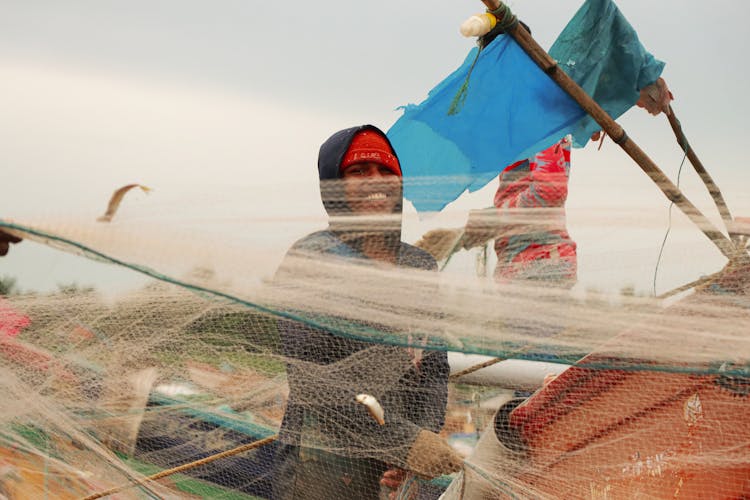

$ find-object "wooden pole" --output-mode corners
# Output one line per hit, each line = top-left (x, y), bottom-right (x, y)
(665, 106), (736, 237)
(82, 435), (278, 500)
(656, 270), (723, 300)
(480, 0), (739, 261)
(449, 357), (505, 381)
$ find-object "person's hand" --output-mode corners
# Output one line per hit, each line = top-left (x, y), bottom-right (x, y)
(0, 229), (22, 257)
(414, 228), (464, 261)
(636, 77), (673, 116)
(405, 430), (463, 479)
(590, 78), (674, 144)
(381, 467), (406, 489)
(380, 468), (407, 499)
(415, 208), (501, 260)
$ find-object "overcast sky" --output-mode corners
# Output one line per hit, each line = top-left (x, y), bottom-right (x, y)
(1, 0), (748, 294)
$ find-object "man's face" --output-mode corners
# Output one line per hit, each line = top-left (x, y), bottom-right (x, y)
(340, 162), (401, 214)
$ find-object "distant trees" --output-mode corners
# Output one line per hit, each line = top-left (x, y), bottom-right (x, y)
(0, 276), (98, 297)
(56, 283), (96, 295)
(0, 275), (18, 296)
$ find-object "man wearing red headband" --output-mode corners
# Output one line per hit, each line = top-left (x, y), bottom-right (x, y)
(273, 125), (460, 499)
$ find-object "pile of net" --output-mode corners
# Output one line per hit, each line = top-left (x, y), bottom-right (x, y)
(0, 169), (748, 499)
(1, 2), (748, 494)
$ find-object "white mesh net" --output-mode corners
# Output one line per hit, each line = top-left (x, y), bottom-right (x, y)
(0, 161), (748, 499)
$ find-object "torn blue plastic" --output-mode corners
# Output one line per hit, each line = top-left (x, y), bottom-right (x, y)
(549, 0), (665, 146)
(389, 0), (664, 212)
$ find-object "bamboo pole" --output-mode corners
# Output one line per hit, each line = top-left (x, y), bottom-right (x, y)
(449, 356), (505, 381)
(480, 0), (738, 261)
(665, 106), (736, 237)
(656, 270), (723, 300)
(82, 435), (278, 500)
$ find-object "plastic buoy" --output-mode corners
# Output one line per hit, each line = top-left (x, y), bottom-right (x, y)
(460, 13), (497, 37)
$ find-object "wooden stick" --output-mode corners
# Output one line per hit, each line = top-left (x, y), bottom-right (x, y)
(665, 106), (736, 236)
(449, 357), (505, 381)
(82, 435), (278, 500)
(480, 1), (738, 261)
(656, 270), (723, 300)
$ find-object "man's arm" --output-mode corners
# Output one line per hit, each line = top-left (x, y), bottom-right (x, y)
(460, 139), (571, 250)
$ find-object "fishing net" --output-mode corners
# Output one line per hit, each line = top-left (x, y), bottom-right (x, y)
(0, 159), (749, 499)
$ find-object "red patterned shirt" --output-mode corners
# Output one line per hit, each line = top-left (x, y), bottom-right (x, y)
(493, 138), (577, 285)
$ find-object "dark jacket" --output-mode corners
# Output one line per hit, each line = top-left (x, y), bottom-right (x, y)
(273, 126), (449, 491)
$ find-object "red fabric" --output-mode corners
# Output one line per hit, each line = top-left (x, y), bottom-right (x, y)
(340, 130), (402, 176)
(493, 138), (577, 283)
(495, 139), (571, 210)
(0, 298), (78, 381)
(0, 297), (30, 338)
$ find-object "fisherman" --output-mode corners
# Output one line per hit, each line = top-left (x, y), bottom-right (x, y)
(273, 125), (461, 500)
(417, 73), (673, 285)
(415, 19), (578, 287)
(455, 137), (577, 286)
(435, 80), (675, 500)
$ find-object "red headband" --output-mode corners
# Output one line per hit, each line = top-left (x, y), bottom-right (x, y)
(340, 130), (402, 176)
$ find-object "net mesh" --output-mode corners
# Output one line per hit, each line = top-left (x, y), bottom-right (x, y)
(0, 170), (749, 499)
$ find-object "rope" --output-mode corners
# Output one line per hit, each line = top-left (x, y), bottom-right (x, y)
(667, 105), (737, 240)
(81, 435), (277, 500)
(449, 357), (505, 381)
(486, 4), (518, 33)
(4, 220), (746, 377)
(448, 49), (482, 116)
(652, 141), (689, 296)
(448, 3), (518, 115)
(0, 222), (454, 359)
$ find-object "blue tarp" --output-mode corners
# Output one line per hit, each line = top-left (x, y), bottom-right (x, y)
(389, 0), (664, 212)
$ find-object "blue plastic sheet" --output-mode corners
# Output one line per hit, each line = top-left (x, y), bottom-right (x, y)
(549, 0), (665, 146)
(389, 0), (664, 212)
